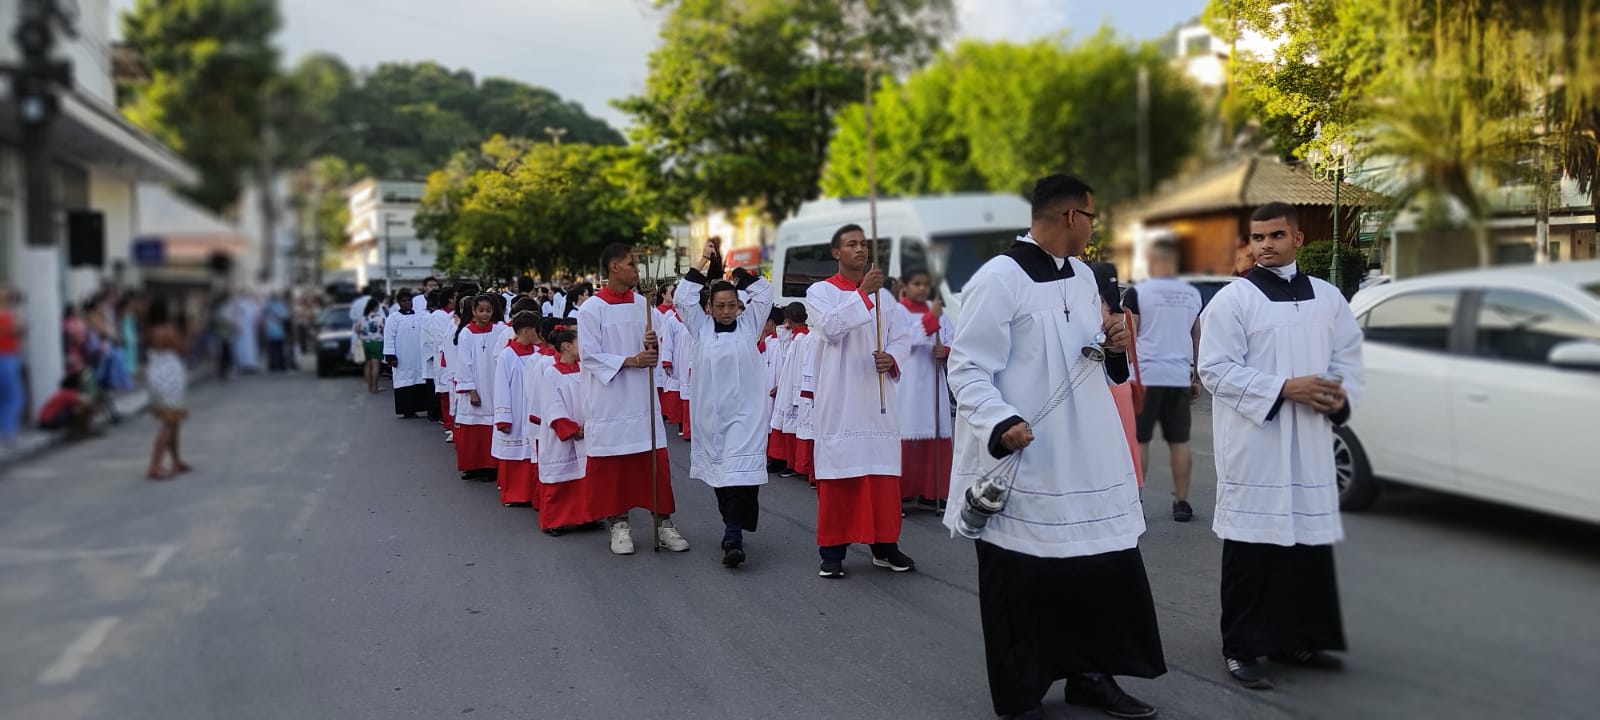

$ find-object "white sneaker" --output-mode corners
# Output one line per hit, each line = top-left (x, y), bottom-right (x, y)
(657, 519), (690, 552)
(609, 521), (635, 555)
(444, 430), (454, 443)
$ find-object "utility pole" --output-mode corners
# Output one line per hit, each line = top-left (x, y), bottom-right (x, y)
(544, 126), (567, 147)
(1137, 65), (1151, 197)
(12, 0), (74, 250)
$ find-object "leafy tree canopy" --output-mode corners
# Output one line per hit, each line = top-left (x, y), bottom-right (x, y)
(617, 0), (955, 223)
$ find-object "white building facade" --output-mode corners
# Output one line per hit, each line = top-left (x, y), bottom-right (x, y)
(0, 0), (196, 414)
(340, 179), (436, 292)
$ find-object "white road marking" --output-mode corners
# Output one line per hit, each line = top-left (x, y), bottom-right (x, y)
(0, 546), (156, 567)
(137, 544), (179, 579)
(284, 488), (325, 540)
(37, 617), (119, 685)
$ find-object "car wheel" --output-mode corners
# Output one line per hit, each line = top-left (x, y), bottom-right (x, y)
(1333, 425), (1379, 511)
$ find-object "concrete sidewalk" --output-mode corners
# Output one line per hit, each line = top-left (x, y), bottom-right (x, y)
(0, 389), (159, 470)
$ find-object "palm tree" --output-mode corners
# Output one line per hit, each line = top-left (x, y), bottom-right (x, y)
(1355, 0), (1537, 268)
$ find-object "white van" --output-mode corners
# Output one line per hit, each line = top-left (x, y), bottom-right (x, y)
(771, 193), (1031, 322)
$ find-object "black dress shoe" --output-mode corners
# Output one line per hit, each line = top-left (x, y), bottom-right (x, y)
(998, 707), (1045, 720)
(1063, 674), (1158, 719)
(1270, 650), (1345, 671)
(1225, 657), (1274, 690)
(721, 545), (746, 568)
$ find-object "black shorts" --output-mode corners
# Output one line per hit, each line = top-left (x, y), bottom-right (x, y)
(1135, 385), (1191, 444)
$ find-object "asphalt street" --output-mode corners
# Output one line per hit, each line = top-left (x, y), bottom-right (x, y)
(1, 369), (1596, 720)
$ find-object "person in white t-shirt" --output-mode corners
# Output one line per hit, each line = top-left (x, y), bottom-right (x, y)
(1124, 240), (1203, 522)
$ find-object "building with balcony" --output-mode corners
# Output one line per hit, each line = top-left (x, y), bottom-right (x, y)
(339, 179), (435, 292)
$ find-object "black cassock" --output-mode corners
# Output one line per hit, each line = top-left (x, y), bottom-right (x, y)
(977, 541), (1167, 716)
(1220, 540), (1346, 659)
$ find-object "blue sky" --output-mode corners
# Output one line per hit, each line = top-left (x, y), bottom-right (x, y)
(111, 0), (1204, 130)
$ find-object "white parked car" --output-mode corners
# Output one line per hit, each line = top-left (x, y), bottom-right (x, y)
(1339, 260), (1600, 524)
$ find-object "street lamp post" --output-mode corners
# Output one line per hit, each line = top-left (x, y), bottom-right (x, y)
(1308, 137), (1352, 289)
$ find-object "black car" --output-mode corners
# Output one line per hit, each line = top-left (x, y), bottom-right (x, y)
(315, 303), (360, 377)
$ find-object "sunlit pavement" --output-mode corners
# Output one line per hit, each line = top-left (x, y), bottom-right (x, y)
(1, 372), (1595, 720)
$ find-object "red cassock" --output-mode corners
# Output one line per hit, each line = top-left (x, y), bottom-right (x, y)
(453, 424), (494, 472)
(815, 475), (902, 547)
(439, 393), (454, 430)
(767, 428), (791, 464)
(792, 437), (815, 476)
(679, 400), (692, 440)
(498, 458), (538, 507)
(899, 438), (953, 501)
(538, 479), (594, 530)
(586, 448), (675, 518)
(660, 389), (683, 425)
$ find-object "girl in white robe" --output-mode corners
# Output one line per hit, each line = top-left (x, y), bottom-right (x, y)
(492, 312), (543, 507)
(536, 326), (595, 535)
(894, 270), (955, 506)
(773, 303), (815, 482)
(450, 295), (502, 480)
(675, 253), (774, 568)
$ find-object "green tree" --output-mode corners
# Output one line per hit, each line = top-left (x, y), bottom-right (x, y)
(617, 0), (955, 222)
(822, 34), (1204, 222)
(414, 137), (680, 282)
(118, 0), (281, 213)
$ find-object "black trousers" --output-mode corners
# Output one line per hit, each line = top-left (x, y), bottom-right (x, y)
(713, 485), (760, 533)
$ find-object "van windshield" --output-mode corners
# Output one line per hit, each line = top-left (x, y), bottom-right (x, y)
(930, 230), (1022, 293)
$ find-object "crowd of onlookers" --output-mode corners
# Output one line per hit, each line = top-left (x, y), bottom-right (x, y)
(0, 281), (325, 449)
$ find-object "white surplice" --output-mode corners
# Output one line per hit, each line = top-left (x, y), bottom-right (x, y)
(577, 288), (671, 457)
(654, 306), (676, 391)
(451, 324), (505, 426)
(940, 239), (1145, 559)
(538, 362), (587, 484)
(491, 344), (540, 462)
(806, 276), (913, 480)
(381, 311), (427, 389)
(894, 301), (954, 441)
(1198, 264), (1365, 547)
(675, 274), (775, 487)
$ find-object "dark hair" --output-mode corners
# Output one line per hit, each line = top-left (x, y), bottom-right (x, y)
(783, 302), (808, 324)
(767, 306), (786, 326)
(395, 288), (416, 310)
(563, 282), (594, 318)
(1250, 201), (1299, 228)
(511, 310), (540, 333)
(510, 296), (540, 318)
(703, 279), (738, 309)
(454, 294), (498, 345)
(547, 327), (577, 353)
(599, 243), (633, 276)
(423, 275), (439, 286)
(363, 297), (380, 316)
(456, 283), (480, 297)
(517, 276), (535, 294)
(901, 268), (930, 286)
(60, 373), (82, 391)
(1030, 174), (1095, 218)
(830, 223), (864, 249)
(653, 282), (675, 306)
(538, 316), (563, 339)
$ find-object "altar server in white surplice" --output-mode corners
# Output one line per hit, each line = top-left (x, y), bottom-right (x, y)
(1199, 201), (1364, 691)
(579, 244), (689, 556)
(675, 240), (775, 569)
(382, 289), (431, 419)
(806, 223), (916, 579)
(942, 174), (1165, 720)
